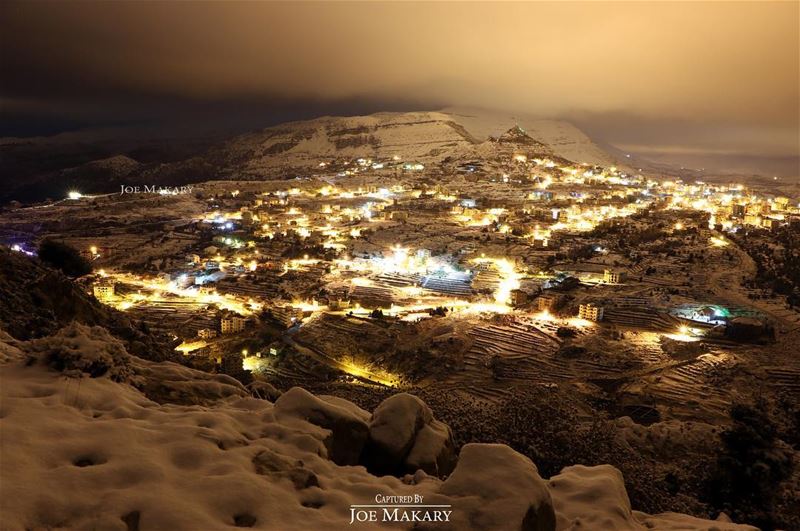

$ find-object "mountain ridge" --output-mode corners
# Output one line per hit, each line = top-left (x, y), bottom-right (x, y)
(0, 109), (629, 204)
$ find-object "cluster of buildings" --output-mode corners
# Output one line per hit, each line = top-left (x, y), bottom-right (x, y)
(70, 147), (794, 370)
(667, 182), (799, 232)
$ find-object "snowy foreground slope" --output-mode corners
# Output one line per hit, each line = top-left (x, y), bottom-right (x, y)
(0, 324), (754, 531)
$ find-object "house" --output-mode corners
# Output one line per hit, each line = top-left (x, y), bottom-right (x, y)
(220, 313), (247, 334)
(537, 293), (563, 311)
(176, 273), (196, 287)
(328, 297), (351, 311)
(195, 269), (226, 285)
(603, 269), (627, 284)
(510, 289), (528, 307)
(578, 303), (604, 321)
(269, 306), (304, 328)
(198, 328), (218, 339)
(93, 282), (115, 301)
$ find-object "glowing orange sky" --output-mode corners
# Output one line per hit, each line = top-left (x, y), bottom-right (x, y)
(1, 2), (797, 158)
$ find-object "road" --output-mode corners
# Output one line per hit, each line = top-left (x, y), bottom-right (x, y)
(283, 325), (396, 387)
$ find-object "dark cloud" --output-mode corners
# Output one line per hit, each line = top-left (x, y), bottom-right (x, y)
(1, 1), (797, 159)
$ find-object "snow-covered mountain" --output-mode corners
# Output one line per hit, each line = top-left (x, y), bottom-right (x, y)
(439, 107), (625, 169)
(208, 109), (628, 178)
(1, 109), (629, 204)
(209, 111), (479, 176)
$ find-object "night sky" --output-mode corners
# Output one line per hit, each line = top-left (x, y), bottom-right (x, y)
(2, 1), (798, 162)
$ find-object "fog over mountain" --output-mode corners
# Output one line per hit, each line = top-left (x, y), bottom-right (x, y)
(2, 1), (797, 180)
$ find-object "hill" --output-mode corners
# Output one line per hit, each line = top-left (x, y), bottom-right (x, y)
(1, 109), (631, 205)
(439, 107), (626, 169)
(206, 111), (480, 177)
(207, 109), (629, 179)
(0, 248), (176, 362)
(0, 322), (756, 531)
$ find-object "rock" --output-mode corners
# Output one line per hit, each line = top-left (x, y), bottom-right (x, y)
(548, 464), (638, 530)
(442, 444), (556, 531)
(285, 467), (319, 490)
(252, 447), (295, 474)
(274, 387), (370, 465)
(370, 393), (432, 456)
(365, 393), (458, 476)
(634, 511), (758, 530)
(405, 419), (457, 476)
(252, 448), (319, 490)
(27, 323), (134, 382)
(135, 362), (249, 406)
(247, 380), (282, 401)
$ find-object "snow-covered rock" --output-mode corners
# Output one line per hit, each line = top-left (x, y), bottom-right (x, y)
(549, 464), (639, 530)
(26, 322), (135, 382)
(274, 386), (370, 465)
(365, 393), (457, 476)
(0, 329), (26, 363)
(252, 447), (320, 490)
(634, 511), (759, 531)
(0, 326), (762, 531)
(549, 464), (759, 531)
(442, 443), (556, 531)
(248, 380), (283, 401)
(368, 393), (432, 464)
(405, 418), (457, 477)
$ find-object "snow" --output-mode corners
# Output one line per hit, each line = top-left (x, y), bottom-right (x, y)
(274, 386), (371, 465)
(369, 393), (433, 458)
(0, 324), (759, 530)
(223, 112), (477, 175)
(366, 393), (456, 476)
(440, 106), (627, 168)
(441, 443), (556, 530)
(549, 464), (638, 530)
(217, 108), (630, 177)
(634, 511), (758, 531)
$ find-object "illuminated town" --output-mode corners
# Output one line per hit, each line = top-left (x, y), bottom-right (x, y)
(3, 142), (798, 402)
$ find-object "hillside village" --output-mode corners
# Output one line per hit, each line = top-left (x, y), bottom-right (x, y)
(1, 111), (798, 529)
